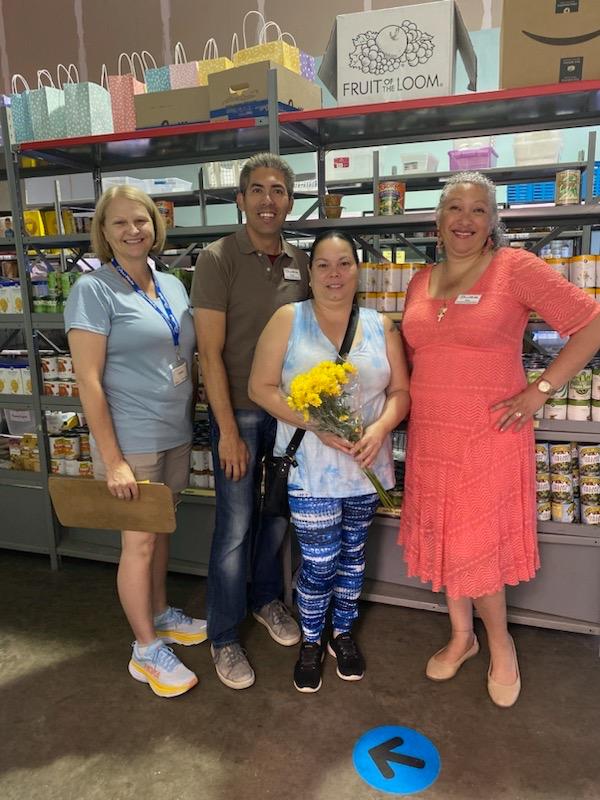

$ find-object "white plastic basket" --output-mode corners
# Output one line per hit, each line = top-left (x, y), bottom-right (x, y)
(101, 176), (146, 191)
(144, 177), (192, 195)
(3, 408), (35, 436)
(202, 161), (243, 188)
(401, 153), (439, 173)
(513, 132), (562, 165)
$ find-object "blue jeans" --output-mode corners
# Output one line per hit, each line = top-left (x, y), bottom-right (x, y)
(207, 408), (287, 647)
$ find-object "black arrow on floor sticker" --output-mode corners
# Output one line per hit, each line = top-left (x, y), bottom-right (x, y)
(369, 737), (426, 779)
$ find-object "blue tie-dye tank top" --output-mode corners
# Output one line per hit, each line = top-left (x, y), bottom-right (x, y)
(275, 300), (394, 498)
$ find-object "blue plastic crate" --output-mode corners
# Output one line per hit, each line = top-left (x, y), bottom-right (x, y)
(507, 182), (555, 204)
(581, 161), (600, 199)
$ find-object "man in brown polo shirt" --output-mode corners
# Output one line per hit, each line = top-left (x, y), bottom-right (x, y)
(191, 153), (310, 689)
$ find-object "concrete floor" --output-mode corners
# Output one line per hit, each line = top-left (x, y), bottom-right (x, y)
(1, 550), (599, 800)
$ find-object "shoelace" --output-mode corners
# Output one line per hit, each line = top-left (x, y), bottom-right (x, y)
(299, 643), (322, 668)
(268, 600), (289, 627)
(150, 645), (180, 673)
(168, 607), (192, 625)
(221, 644), (248, 669)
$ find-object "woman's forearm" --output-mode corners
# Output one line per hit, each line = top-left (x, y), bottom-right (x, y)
(372, 389), (411, 435)
(249, 382), (309, 429)
(543, 313), (600, 389)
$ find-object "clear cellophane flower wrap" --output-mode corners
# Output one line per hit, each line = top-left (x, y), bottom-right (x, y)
(286, 360), (395, 508)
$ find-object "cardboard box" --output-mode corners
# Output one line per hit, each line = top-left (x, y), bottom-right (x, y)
(500, 0), (600, 89)
(135, 86), (210, 129)
(208, 61), (321, 121)
(318, 0), (477, 106)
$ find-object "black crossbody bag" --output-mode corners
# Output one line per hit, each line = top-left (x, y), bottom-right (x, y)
(262, 303), (360, 518)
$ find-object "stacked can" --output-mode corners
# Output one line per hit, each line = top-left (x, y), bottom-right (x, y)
(567, 365), (592, 421)
(578, 445), (600, 525)
(591, 359), (600, 422)
(549, 442), (578, 523)
(189, 418), (214, 489)
(535, 442), (551, 521)
(523, 356), (548, 420)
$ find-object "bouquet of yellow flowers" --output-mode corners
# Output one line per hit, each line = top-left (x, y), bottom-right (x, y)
(286, 360), (395, 508)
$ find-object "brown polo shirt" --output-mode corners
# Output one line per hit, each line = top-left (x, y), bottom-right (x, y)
(191, 226), (310, 410)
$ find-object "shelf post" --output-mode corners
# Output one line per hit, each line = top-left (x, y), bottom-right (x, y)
(267, 69), (280, 155)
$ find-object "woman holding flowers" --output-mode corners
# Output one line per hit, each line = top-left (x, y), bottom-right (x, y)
(249, 230), (410, 693)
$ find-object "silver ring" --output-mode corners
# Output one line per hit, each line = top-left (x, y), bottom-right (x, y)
(514, 411), (523, 418)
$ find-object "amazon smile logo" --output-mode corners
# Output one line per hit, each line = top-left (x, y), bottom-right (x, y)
(523, 29), (600, 46)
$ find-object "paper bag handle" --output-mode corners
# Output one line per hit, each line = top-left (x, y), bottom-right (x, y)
(56, 63), (79, 88)
(174, 41), (187, 65)
(118, 52), (134, 76)
(100, 63), (109, 89)
(130, 52), (145, 81)
(140, 50), (158, 71)
(259, 21), (283, 44)
(280, 31), (297, 46)
(230, 33), (239, 58)
(242, 9), (266, 47)
(203, 37), (219, 60)
(11, 74), (30, 93)
(37, 69), (57, 89)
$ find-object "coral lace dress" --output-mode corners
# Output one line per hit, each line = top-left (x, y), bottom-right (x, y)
(399, 247), (600, 598)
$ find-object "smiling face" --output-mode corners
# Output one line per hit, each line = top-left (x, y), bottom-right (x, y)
(310, 235), (359, 304)
(102, 197), (155, 264)
(236, 166), (294, 247)
(438, 183), (493, 260)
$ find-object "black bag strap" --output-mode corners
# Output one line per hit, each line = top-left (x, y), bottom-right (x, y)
(284, 302), (360, 458)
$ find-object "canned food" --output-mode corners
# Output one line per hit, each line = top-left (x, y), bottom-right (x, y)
(580, 475), (600, 504)
(378, 181), (405, 216)
(536, 500), (551, 522)
(549, 444), (572, 473)
(41, 356), (59, 379)
(569, 255), (596, 288)
(534, 442), (550, 472)
(555, 169), (580, 205)
(578, 445), (600, 475)
(155, 200), (174, 228)
(43, 381), (61, 396)
(551, 500), (575, 523)
(536, 472), (551, 501)
(57, 355), (74, 379)
(551, 472), (574, 502)
(581, 504), (600, 525)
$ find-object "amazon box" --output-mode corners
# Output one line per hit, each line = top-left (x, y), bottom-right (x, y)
(318, 0), (477, 106)
(208, 61), (321, 121)
(135, 86), (210, 128)
(500, 0), (600, 89)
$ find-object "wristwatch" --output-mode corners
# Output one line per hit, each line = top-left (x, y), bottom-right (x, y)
(536, 378), (555, 396)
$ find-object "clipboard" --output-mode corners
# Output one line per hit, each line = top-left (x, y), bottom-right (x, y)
(48, 476), (176, 533)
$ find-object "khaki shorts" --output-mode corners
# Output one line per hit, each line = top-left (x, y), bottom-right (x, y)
(90, 441), (192, 496)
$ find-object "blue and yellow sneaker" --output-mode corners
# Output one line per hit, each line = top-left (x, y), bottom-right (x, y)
(128, 639), (198, 697)
(154, 606), (207, 646)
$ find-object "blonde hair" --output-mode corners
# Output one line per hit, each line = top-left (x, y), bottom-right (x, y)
(91, 185), (167, 263)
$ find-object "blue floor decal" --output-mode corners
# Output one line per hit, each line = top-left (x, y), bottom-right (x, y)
(353, 725), (441, 795)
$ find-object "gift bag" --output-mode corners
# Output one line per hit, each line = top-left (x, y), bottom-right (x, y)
(232, 12), (301, 74)
(143, 50), (170, 93)
(29, 70), (67, 141)
(108, 52), (146, 133)
(60, 64), (114, 137)
(280, 31), (316, 81)
(168, 42), (201, 90)
(9, 75), (34, 143)
(197, 38), (233, 86)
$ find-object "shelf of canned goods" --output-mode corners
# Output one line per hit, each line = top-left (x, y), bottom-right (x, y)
(1, 81), (600, 635)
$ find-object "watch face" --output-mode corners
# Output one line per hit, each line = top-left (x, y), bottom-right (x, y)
(538, 380), (552, 394)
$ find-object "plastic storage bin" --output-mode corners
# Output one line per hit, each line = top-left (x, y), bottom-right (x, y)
(202, 161), (244, 188)
(144, 178), (193, 195)
(401, 153), (439, 173)
(581, 161), (600, 200)
(2, 408), (35, 435)
(452, 136), (494, 151)
(507, 182), (556, 204)
(448, 146), (498, 170)
(101, 176), (146, 191)
(513, 132), (562, 165)
(325, 147), (380, 182)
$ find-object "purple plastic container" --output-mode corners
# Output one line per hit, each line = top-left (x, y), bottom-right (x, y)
(448, 146), (498, 171)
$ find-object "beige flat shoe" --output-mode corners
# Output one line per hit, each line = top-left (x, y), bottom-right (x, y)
(487, 636), (521, 708)
(425, 635), (480, 681)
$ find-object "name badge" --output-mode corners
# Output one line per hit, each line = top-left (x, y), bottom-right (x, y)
(169, 357), (189, 387)
(455, 294), (482, 305)
(283, 267), (301, 281)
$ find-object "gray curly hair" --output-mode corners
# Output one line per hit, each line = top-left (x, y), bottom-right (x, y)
(436, 171), (506, 256)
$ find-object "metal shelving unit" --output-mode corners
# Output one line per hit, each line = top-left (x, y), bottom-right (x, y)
(2, 80), (600, 635)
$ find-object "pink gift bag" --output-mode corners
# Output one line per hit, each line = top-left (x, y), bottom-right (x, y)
(107, 53), (146, 133)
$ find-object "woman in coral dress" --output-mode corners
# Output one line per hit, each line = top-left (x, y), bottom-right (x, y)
(400, 172), (600, 707)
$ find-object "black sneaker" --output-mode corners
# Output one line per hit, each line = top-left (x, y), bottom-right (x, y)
(293, 642), (324, 693)
(327, 632), (365, 681)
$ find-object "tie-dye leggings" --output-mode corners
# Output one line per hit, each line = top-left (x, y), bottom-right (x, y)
(288, 489), (380, 642)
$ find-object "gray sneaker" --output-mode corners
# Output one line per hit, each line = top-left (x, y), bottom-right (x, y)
(253, 599), (301, 646)
(211, 643), (255, 690)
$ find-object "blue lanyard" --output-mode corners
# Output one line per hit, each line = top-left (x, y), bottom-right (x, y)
(112, 258), (180, 348)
